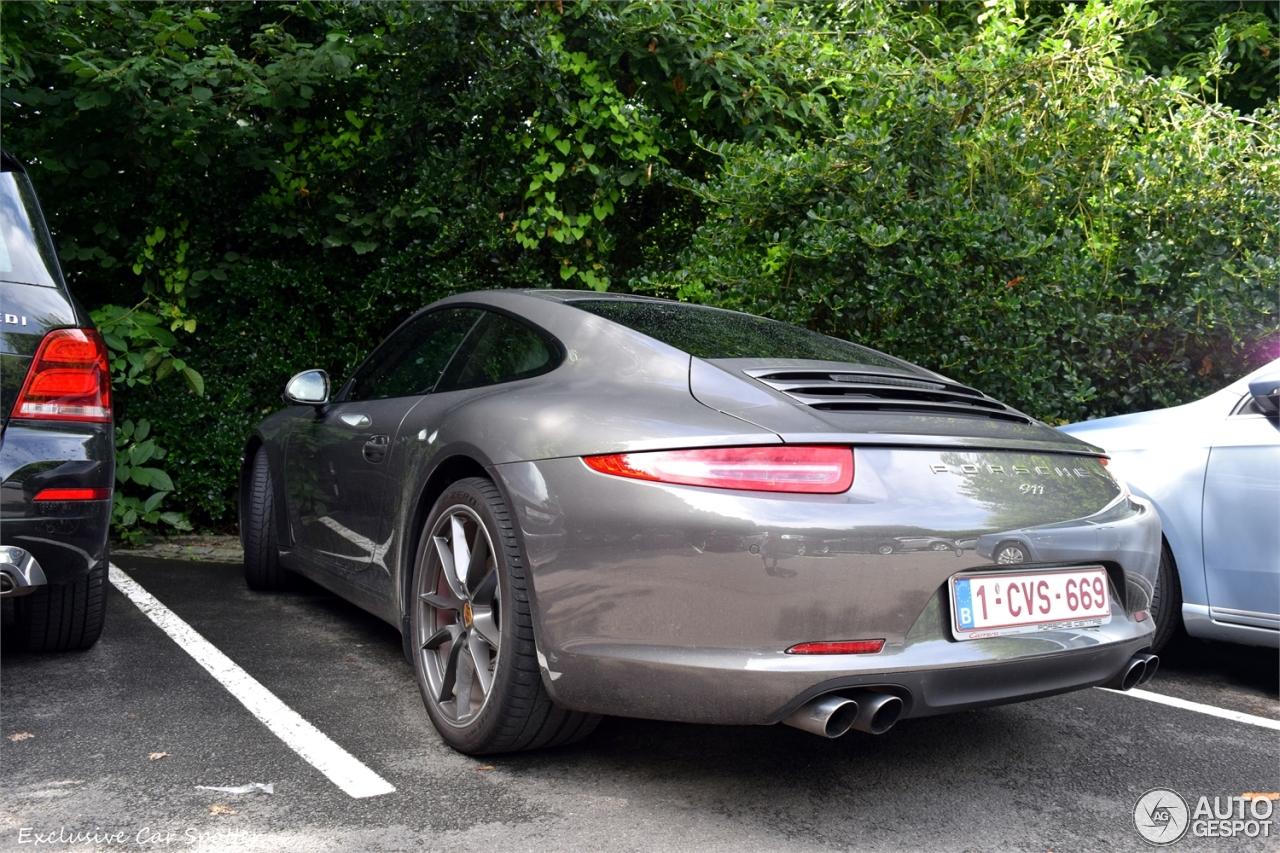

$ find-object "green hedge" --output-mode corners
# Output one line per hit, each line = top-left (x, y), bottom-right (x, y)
(637, 2), (1279, 422)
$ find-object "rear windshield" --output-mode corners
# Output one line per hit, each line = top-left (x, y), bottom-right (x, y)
(0, 171), (60, 287)
(569, 299), (906, 368)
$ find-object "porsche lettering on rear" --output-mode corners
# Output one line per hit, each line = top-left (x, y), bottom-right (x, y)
(928, 462), (1094, 477)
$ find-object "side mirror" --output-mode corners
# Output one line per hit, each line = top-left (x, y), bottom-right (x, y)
(1248, 373), (1280, 416)
(284, 369), (330, 406)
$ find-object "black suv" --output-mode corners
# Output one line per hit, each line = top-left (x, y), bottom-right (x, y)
(0, 150), (113, 650)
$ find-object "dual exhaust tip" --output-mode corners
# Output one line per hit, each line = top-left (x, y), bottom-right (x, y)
(1104, 652), (1159, 691)
(782, 690), (903, 739)
(784, 651), (1159, 738)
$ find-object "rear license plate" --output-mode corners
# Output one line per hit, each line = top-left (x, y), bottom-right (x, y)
(949, 567), (1111, 640)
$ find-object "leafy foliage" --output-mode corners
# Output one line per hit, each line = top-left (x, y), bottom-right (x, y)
(93, 305), (203, 395)
(1, 0), (1276, 529)
(111, 418), (191, 545)
(1122, 0), (1278, 113)
(91, 305), (204, 540)
(641, 0), (1279, 421)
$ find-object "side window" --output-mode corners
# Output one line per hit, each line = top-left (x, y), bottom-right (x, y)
(436, 311), (560, 392)
(346, 307), (482, 401)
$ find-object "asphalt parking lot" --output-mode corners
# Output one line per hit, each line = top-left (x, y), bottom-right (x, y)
(2, 556), (1277, 852)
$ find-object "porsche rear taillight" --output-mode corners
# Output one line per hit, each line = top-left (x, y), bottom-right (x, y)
(583, 446), (854, 494)
(12, 328), (112, 422)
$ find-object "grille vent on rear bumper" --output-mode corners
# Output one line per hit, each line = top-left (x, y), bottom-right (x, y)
(745, 369), (1034, 424)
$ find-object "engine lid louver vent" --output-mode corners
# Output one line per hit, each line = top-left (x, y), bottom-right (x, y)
(746, 369), (1033, 424)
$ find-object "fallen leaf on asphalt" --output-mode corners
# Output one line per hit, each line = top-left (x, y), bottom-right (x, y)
(476, 765), (495, 772)
(346, 657), (358, 663)
(8, 732), (34, 742)
(1251, 707), (1268, 714)
(124, 714), (140, 721)
(1242, 792), (1280, 801)
(209, 805), (236, 816)
(148, 752), (168, 760)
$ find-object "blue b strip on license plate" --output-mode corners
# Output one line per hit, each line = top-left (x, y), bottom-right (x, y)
(954, 578), (975, 630)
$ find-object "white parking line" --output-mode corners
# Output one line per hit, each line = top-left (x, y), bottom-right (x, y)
(1099, 687), (1280, 731)
(108, 565), (397, 799)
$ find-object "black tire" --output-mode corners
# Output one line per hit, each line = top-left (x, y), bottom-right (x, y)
(993, 541), (1028, 564)
(14, 555), (107, 651)
(1148, 542), (1182, 654)
(243, 450), (287, 591)
(410, 477), (600, 755)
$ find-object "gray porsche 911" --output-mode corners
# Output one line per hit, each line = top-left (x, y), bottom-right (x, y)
(241, 290), (1162, 754)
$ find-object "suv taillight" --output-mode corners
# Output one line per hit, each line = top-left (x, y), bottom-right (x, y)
(12, 328), (112, 422)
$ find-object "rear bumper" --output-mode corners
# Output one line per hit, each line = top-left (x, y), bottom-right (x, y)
(542, 617), (1153, 725)
(0, 420), (113, 583)
(494, 447), (1161, 725)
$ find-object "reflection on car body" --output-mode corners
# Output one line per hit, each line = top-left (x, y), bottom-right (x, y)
(241, 290), (1164, 753)
(894, 536), (961, 553)
(976, 495), (1154, 564)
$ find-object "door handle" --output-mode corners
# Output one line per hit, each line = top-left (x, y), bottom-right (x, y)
(341, 413), (372, 428)
(363, 434), (390, 464)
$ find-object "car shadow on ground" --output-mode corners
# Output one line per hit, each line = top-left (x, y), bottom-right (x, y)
(1153, 627), (1278, 700)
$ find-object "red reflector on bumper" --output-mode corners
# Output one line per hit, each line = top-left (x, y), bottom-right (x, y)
(33, 488), (112, 501)
(1134, 610), (1149, 622)
(786, 639), (885, 655)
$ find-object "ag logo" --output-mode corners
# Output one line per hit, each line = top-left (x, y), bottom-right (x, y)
(1135, 788), (1190, 844)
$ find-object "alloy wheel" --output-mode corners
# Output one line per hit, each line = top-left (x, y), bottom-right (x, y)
(996, 545), (1027, 564)
(416, 505), (501, 726)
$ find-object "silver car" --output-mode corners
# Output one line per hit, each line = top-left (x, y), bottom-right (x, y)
(1060, 360), (1280, 652)
(241, 291), (1161, 753)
